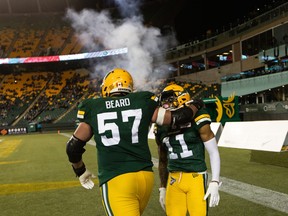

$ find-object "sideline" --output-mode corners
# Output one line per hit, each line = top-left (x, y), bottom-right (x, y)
(61, 133), (288, 214)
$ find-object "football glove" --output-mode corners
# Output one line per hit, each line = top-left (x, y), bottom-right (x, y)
(159, 187), (166, 211)
(79, 169), (96, 189)
(203, 181), (221, 207)
(189, 99), (205, 110)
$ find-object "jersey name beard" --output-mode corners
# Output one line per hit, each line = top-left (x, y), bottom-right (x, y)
(105, 98), (131, 109)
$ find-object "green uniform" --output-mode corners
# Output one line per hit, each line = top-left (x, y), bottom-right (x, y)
(77, 91), (158, 186)
(155, 108), (212, 216)
(155, 108), (212, 173)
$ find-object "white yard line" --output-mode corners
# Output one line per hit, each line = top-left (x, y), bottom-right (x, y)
(61, 133), (288, 214)
(219, 176), (288, 214)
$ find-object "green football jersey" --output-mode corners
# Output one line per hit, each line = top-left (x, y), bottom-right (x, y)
(77, 91), (159, 186)
(155, 108), (212, 172)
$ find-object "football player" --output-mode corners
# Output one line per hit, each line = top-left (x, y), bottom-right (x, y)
(155, 84), (221, 216)
(66, 68), (204, 216)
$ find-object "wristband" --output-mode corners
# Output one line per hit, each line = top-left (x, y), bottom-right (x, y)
(211, 180), (222, 187)
(72, 163), (86, 177)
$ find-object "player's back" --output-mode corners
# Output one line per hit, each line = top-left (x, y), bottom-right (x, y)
(77, 91), (159, 185)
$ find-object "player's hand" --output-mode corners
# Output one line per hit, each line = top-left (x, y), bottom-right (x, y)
(159, 187), (166, 211)
(79, 169), (96, 189)
(204, 181), (221, 207)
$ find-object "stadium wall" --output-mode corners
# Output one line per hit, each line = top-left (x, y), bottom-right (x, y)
(241, 101), (288, 121)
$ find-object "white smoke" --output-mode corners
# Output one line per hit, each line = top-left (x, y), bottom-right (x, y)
(65, 0), (177, 92)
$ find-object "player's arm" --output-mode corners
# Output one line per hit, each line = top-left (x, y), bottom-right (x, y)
(152, 100), (203, 126)
(155, 136), (168, 211)
(200, 124), (221, 207)
(156, 137), (168, 188)
(199, 124), (220, 183)
(66, 122), (95, 189)
(66, 122), (93, 166)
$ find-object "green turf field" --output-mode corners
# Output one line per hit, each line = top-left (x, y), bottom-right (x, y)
(0, 132), (287, 216)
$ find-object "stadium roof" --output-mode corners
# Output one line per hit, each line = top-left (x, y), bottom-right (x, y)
(0, 0), (285, 43)
(0, 0), (166, 14)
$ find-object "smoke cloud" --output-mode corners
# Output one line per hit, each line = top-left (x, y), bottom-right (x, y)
(65, 0), (177, 92)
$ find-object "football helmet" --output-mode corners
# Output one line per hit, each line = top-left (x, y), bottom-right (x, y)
(101, 68), (134, 97)
(159, 84), (191, 109)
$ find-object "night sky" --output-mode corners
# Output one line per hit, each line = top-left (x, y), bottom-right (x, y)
(173, 0), (282, 43)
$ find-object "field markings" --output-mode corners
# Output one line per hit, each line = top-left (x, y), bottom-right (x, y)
(61, 133), (288, 214)
(0, 139), (22, 158)
(0, 134), (98, 195)
(0, 160), (27, 165)
(0, 139), (26, 165)
(0, 181), (85, 195)
(219, 176), (288, 214)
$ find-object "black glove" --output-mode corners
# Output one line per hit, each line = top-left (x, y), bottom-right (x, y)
(190, 99), (205, 110)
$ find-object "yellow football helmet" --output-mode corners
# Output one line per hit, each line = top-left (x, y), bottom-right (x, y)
(160, 84), (191, 109)
(101, 68), (134, 97)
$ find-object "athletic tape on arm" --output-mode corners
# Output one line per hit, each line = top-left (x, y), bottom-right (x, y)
(156, 107), (166, 125)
